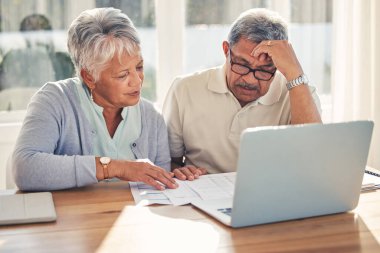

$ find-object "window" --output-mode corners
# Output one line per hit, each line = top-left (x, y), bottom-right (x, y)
(0, 0), (157, 111)
(0, 0), (332, 121)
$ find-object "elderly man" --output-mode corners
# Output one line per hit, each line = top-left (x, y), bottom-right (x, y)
(163, 8), (322, 180)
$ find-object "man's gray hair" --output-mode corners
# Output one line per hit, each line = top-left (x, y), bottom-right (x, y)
(67, 7), (140, 81)
(228, 8), (288, 47)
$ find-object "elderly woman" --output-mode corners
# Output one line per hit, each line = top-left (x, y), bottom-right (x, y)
(12, 8), (177, 191)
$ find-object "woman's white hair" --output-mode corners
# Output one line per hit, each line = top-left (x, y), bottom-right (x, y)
(228, 8), (288, 47)
(67, 7), (140, 82)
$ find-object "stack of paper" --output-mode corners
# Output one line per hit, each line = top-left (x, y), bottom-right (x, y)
(130, 168), (380, 206)
(130, 172), (235, 206)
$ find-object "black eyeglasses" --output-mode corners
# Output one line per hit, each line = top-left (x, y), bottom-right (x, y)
(229, 49), (276, 81)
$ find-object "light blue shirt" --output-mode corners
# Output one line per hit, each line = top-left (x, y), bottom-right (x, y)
(75, 83), (141, 160)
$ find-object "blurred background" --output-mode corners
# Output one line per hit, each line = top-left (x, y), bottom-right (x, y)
(0, 0), (332, 116)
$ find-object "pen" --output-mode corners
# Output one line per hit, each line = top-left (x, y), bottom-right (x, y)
(365, 170), (380, 177)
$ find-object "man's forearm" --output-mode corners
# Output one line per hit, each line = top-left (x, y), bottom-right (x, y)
(289, 85), (322, 124)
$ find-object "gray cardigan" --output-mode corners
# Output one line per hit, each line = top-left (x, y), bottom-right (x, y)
(12, 78), (170, 191)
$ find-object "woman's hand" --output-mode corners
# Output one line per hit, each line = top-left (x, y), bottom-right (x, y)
(173, 165), (208, 181)
(116, 160), (178, 190)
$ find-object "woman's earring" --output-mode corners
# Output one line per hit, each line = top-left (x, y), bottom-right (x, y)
(90, 88), (94, 101)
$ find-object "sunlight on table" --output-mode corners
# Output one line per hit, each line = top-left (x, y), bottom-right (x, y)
(97, 206), (220, 253)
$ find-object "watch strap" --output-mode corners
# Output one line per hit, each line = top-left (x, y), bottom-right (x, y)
(103, 163), (109, 179)
(286, 74), (309, 90)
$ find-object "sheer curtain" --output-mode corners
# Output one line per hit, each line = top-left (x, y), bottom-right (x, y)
(332, 0), (380, 169)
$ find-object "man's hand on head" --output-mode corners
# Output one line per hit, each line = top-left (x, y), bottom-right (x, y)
(251, 40), (303, 81)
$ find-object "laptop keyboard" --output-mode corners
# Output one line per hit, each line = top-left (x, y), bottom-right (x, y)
(217, 208), (232, 216)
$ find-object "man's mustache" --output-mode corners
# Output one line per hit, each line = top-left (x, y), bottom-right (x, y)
(236, 83), (259, 91)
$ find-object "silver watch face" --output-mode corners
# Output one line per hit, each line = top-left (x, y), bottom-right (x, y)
(100, 156), (111, 165)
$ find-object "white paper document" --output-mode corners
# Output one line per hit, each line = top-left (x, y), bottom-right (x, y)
(129, 172), (236, 206)
(129, 182), (172, 205)
(130, 169), (380, 205)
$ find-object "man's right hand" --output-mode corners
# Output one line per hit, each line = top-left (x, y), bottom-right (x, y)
(173, 165), (208, 181)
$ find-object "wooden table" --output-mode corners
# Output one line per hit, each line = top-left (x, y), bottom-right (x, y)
(1, 181), (380, 253)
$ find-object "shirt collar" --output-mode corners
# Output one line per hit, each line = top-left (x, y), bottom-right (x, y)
(207, 64), (230, 93)
(255, 71), (283, 106)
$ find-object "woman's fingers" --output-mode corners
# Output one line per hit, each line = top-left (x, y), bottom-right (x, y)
(122, 161), (178, 190)
(147, 166), (178, 189)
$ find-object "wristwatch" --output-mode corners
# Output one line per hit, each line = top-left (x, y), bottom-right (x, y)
(99, 156), (111, 179)
(286, 74), (309, 90)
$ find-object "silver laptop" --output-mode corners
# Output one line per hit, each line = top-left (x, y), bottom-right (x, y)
(192, 121), (374, 228)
